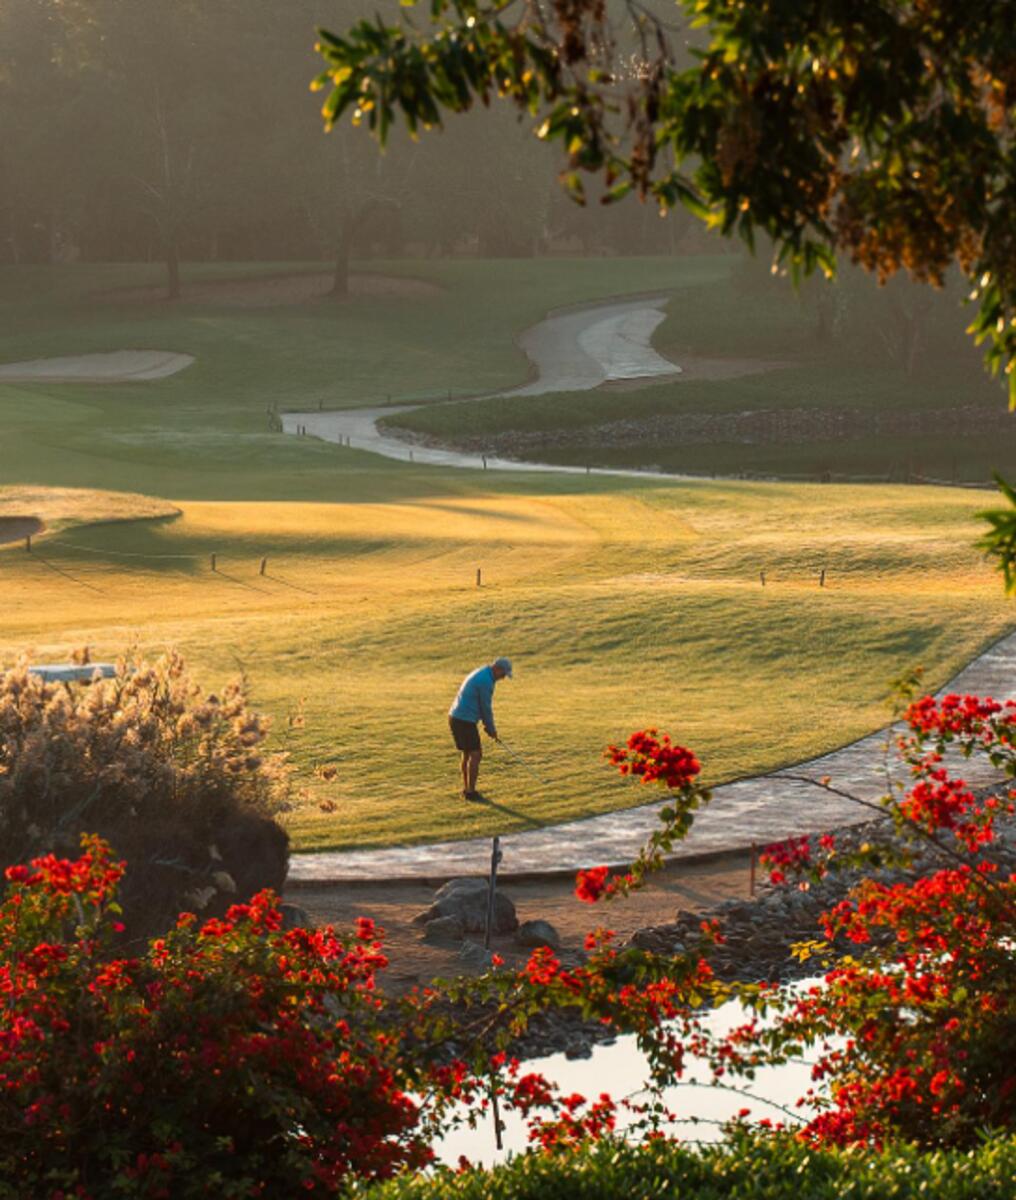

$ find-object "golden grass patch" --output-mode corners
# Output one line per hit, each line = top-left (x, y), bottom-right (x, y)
(0, 479), (1009, 851)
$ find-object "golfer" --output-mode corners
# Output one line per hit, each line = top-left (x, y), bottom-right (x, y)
(448, 657), (512, 802)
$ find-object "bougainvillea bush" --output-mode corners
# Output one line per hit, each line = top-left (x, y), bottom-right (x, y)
(579, 695), (1016, 1149)
(2, 690), (1014, 1196)
(742, 691), (1016, 1148)
(0, 838), (441, 1197)
(0, 653), (290, 937)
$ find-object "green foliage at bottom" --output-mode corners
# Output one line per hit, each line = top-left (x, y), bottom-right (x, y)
(356, 1134), (1016, 1200)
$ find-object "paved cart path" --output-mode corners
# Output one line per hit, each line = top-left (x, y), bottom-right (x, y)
(281, 297), (687, 477)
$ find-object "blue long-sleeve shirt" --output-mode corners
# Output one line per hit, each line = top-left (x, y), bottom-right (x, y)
(449, 665), (497, 733)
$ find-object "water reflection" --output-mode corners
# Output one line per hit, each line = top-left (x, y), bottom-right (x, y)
(436, 983), (827, 1167)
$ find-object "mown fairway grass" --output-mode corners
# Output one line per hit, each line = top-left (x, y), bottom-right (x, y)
(2, 477), (1009, 851)
(1, 259), (1011, 852)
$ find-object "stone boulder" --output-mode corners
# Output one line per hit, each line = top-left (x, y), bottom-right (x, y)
(459, 940), (496, 969)
(413, 877), (518, 935)
(423, 915), (465, 943)
(515, 919), (562, 950)
(279, 902), (312, 931)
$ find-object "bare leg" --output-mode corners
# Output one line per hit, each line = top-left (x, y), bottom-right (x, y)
(460, 752), (470, 793)
(466, 748), (482, 794)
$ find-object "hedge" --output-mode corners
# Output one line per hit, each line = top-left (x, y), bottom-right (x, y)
(354, 1134), (1016, 1200)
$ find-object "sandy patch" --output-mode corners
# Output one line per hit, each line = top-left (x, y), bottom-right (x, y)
(104, 272), (441, 309)
(0, 516), (43, 546)
(0, 350), (194, 383)
(601, 355), (793, 390)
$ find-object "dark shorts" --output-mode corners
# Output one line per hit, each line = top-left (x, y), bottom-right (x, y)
(449, 716), (481, 753)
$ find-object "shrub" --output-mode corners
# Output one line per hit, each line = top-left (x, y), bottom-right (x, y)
(0, 652), (290, 937)
(355, 1134), (1016, 1200)
(0, 838), (439, 1198)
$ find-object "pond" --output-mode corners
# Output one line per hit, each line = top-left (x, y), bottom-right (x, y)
(435, 983), (826, 1168)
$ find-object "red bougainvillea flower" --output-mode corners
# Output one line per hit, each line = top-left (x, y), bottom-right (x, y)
(576, 866), (610, 903)
(607, 730), (701, 789)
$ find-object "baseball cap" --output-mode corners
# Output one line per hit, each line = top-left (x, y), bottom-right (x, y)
(493, 657), (513, 678)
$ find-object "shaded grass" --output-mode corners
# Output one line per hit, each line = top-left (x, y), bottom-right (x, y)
(0, 257), (731, 502)
(383, 264), (1013, 481)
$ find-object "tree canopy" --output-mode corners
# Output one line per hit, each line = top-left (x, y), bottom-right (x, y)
(314, 0), (1016, 403)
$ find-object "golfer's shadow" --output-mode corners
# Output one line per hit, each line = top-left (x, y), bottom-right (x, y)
(474, 795), (546, 829)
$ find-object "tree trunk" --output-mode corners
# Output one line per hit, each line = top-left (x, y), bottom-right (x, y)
(330, 225), (352, 298)
(165, 236), (181, 301)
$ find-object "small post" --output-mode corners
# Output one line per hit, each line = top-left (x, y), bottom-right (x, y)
(409, 449), (414, 462)
(484, 836), (502, 951)
(490, 1074), (504, 1152)
(759, 569), (766, 588)
(259, 557), (267, 576)
(819, 568), (826, 588)
(476, 567), (482, 588)
(25, 534), (31, 553)
(750, 841), (757, 897)
(482, 455), (487, 470)
(210, 553), (217, 572)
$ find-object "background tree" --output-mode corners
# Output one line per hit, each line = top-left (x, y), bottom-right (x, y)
(314, 0), (1016, 398)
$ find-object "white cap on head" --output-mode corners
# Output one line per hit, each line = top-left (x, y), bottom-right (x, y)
(493, 657), (513, 678)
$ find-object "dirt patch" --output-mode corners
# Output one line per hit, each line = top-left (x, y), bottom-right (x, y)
(285, 850), (752, 995)
(103, 272), (441, 309)
(0, 516), (43, 546)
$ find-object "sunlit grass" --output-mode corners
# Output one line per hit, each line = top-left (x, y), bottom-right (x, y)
(1, 478), (1008, 852)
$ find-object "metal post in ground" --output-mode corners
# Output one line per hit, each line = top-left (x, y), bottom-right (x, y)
(490, 1074), (504, 1151)
(750, 842), (757, 897)
(485, 834), (504, 1151)
(484, 836), (502, 951)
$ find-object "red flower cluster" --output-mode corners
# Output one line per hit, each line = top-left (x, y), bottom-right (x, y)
(759, 835), (816, 885)
(607, 729), (701, 789)
(905, 692), (1010, 738)
(4, 840), (124, 902)
(576, 865), (610, 903)
(0, 837), (457, 1194)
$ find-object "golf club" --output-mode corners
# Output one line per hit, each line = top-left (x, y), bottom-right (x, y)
(494, 736), (549, 784)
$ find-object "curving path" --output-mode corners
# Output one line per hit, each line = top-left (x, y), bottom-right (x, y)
(281, 296), (687, 478)
(283, 293), (1016, 883)
(288, 630), (1016, 882)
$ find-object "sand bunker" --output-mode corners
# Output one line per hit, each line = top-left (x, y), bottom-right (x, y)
(105, 272), (441, 309)
(0, 350), (194, 383)
(0, 516), (43, 546)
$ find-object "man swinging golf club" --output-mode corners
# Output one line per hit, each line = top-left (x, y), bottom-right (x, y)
(448, 657), (512, 802)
